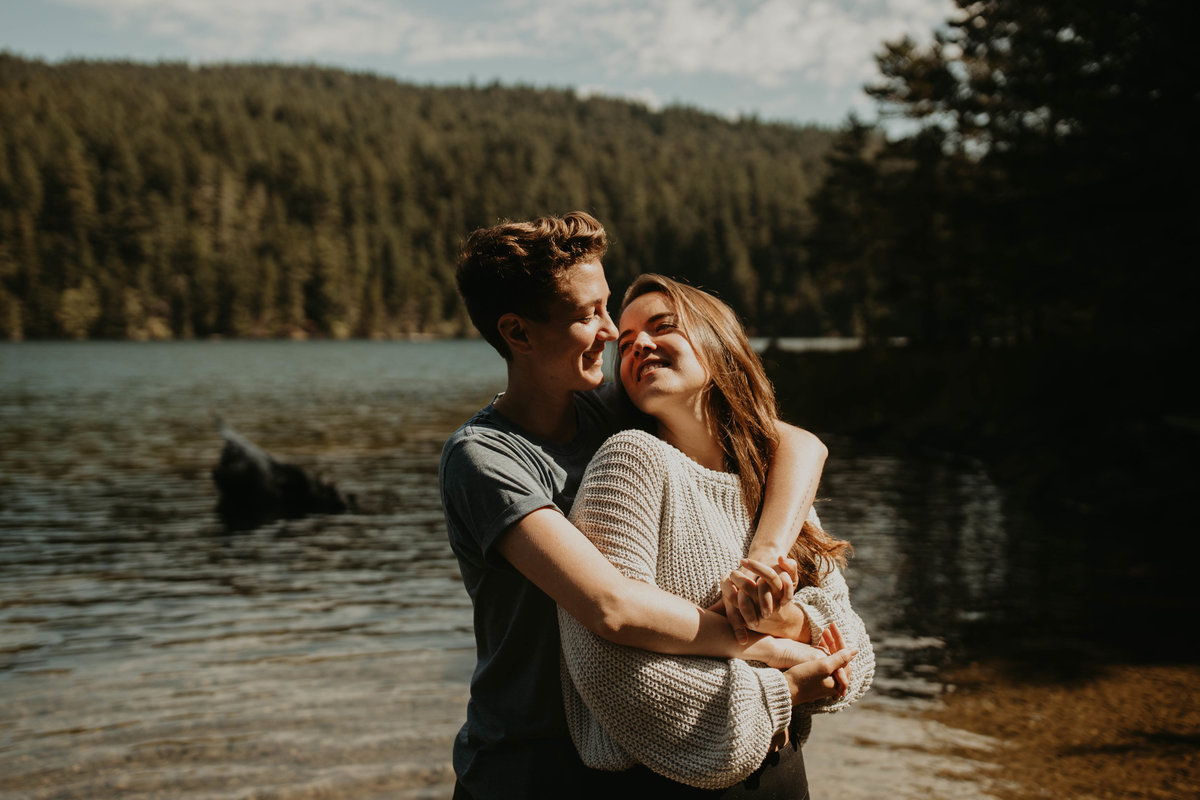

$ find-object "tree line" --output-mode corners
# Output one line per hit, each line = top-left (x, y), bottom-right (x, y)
(0, 54), (836, 341)
(2, 0), (1192, 350)
(804, 0), (1195, 351)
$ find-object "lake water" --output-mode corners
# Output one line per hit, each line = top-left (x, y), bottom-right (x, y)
(0, 341), (1014, 799)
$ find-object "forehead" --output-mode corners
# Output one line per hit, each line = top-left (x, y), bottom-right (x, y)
(620, 291), (674, 330)
(550, 259), (608, 309)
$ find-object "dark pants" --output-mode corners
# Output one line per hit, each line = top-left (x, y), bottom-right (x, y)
(453, 744), (809, 800)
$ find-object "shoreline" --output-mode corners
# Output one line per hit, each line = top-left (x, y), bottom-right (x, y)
(924, 659), (1200, 800)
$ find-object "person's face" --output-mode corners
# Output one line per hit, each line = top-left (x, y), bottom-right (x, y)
(522, 259), (617, 392)
(617, 291), (710, 418)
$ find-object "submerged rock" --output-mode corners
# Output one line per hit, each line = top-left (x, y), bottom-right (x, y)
(212, 417), (351, 530)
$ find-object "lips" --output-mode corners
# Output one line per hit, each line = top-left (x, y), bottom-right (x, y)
(636, 357), (669, 382)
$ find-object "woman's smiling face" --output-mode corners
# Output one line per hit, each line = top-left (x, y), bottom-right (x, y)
(617, 291), (710, 418)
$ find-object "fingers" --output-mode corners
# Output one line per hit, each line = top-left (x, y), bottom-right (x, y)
(823, 647), (857, 674)
(757, 576), (775, 619)
(778, 570), (794, 604)
(822, 622), (845, 655)
(737, 582), (759, 628)
(777, 555), (799, 585)
(727, 570), (761, 627)
(785, 647), (858, 704)
(740, 558), (785, 593)
(735, 558), (797, 624)
(818, 624), (851, 693)
(834, 666), (850, 694)
(721, 576), (750, 644)
(741, 558), (795, 606)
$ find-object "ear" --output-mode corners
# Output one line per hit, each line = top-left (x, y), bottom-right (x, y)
(497, 313), (534, 354)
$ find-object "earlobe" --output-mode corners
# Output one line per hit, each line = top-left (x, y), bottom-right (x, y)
(498, 313), (532, 353)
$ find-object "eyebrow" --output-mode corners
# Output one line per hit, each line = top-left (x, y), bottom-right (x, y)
(618, 312), (673, 343)
(565, 294), (610, 317)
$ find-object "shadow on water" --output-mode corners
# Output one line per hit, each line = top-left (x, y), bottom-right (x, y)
(5, 340), (1188, 798)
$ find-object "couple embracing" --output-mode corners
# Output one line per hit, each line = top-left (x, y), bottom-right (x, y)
(439, 212), (873, 799)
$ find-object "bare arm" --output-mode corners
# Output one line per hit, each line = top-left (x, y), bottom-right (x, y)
(496, 508), (807, 666)
(719, 421), (827, 643)
(750, 421), (827, 564)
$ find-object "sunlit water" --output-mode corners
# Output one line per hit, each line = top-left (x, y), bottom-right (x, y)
(1, 341), (1013, 799)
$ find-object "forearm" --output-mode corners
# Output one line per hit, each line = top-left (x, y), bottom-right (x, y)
(596, 575), (803, 665)
(749, 422), (826, 562)
(499, 506), (805, 665)
(745, 599), (811, 644)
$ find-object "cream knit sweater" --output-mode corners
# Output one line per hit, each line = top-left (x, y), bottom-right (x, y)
(559, 429), (874, 789)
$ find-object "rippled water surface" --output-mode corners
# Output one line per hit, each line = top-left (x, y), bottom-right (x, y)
(1, 341), (1014, 799)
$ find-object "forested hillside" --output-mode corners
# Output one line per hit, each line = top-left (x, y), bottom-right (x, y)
(0, 54), (837, 340)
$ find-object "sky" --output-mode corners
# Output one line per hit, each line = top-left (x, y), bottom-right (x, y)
(0, 0), (954, 127)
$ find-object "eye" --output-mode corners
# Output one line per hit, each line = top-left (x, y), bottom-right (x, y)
(618, 341), (631, 355)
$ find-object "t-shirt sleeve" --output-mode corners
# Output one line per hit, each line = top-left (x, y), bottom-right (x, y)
(440, 432), (559, 566)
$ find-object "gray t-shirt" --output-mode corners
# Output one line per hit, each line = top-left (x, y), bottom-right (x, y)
(439, 385), (630, 795)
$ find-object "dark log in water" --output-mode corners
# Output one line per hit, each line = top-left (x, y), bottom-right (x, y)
(211, 417), (351, 530)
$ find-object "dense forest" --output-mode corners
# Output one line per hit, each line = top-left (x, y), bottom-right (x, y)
(1, 0), (1193, 350)
(0, 54), (837, 341)
(804, 0), (1196, 351)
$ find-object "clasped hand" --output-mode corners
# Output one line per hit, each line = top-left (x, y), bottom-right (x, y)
(715, 555), (853, 704)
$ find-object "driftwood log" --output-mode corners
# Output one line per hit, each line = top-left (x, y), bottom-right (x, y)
(212, 418), (351, 530)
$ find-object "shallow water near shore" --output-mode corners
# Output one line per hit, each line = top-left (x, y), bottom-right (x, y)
(1, 340), (1048, 798)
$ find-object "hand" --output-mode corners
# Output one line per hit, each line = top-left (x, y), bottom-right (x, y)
(783, 642), (857, 705)
(741, 635), (830, 671)
(817, 622), (852, 695)
(719, 556), (805, 641)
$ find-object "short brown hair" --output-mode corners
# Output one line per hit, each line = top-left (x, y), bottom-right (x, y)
(456, 212), (608, 359)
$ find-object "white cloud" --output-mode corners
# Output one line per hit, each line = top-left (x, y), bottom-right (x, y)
(59, 0), (432, 59)
(46, 0), (953, 121)
(589, 0), (952, 88)
(577, 83), (665, 112)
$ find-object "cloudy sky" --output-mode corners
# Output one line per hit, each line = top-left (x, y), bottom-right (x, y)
(1, 0), (953, 126)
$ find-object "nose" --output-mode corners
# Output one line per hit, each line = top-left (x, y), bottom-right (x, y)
(632, 330), (655, 356)
(598, 307), (618, 341)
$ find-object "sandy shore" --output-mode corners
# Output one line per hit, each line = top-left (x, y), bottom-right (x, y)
(921, 660), (1200, 800)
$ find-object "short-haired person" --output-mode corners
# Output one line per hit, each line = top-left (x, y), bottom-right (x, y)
(559, 275), (874, 796)
(439, 212), (851, 799)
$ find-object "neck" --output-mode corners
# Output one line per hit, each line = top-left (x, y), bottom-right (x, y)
(493, 362), (579, 444)
(656, 406), (725, 471)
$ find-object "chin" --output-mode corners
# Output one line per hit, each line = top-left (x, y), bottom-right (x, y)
(580, 369), (605, 389)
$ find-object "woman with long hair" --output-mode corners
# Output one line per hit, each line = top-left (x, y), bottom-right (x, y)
(558, 274), (873, 797)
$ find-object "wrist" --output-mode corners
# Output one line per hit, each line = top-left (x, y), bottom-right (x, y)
(749, 604), (809, 643)
(746, 536), (790, 563)
(743, 634), (805, 669)
(783, 668), (800, 705)
(781, 603), (811, 643)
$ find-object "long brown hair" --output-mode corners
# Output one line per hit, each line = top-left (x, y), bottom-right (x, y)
(619, 274), (851, 587)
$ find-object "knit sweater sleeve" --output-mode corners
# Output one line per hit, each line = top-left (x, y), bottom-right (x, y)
(559, 431), (792, 789)
(792, 559), (875, 714)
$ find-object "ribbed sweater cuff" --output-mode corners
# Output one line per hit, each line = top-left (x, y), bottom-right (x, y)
(795, 595), (831, 645)
(757, 666), (793, 736)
